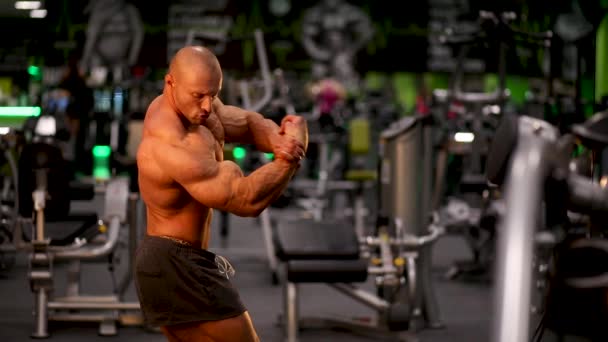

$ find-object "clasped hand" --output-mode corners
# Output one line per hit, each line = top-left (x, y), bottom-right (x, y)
(273, 115), (308, 164)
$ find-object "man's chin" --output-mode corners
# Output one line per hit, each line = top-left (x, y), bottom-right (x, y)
(190, 116), (206, 125)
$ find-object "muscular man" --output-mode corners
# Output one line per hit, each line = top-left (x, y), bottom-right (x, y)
(135, 46), (307, 341)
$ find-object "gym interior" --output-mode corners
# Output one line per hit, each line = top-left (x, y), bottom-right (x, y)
(1, 0), (608, 341)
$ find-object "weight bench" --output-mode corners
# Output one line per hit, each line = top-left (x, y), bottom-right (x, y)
(274, 218), (413, 342)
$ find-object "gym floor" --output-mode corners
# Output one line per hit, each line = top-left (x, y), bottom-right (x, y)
(0, 200), (494, 342)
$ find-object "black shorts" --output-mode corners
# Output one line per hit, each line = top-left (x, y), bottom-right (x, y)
(134, 235), (246, 327)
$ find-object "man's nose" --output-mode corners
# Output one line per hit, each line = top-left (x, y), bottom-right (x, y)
(200, 97), (212, 113)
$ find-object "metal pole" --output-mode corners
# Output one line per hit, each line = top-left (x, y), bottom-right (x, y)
(286, 282), (299, 342)
(330, 283), (390, 311)
(31, 289), (49, 338)
(260, 209), (278, 281)
(54, 217), (121, 260)
(66, 261), (80, 297)
(492, 138), (550, 342)
(118, 193), (139, 298)
(251, 29), (272, 113)
(353, 187), (365, 239)
(420, 120), (443, 328)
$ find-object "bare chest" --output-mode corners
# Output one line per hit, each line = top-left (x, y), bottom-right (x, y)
(186, 124), (225, 162)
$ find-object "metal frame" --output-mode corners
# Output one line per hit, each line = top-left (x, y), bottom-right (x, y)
(281, 221), (444, 342)
(490, 114), (608, 342)
(379, 116), (445, 329)
(283, 274), (417, 342)
(491, 117), (559, 342)
(28, 177), (143, 338)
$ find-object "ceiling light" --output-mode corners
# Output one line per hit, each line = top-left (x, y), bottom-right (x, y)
(30, 8), (47, 18)
(454, 132), (475, 143)
(15, 1), (41, 10)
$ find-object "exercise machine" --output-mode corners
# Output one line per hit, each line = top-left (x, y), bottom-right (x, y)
(271, 114), (445, 341)
(27, 176), (140, 338)
(5, 113), (143, 338)
(0, 128), (22, 272)
(487, 111), (608, 342)
(377, 115), (445, 330)
(432, 10), (553, 280)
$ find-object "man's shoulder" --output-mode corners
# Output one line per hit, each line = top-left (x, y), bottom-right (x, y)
(140, 129), (182, 154)
(147, 95), (164, 112)
(144, 99), (184, 141)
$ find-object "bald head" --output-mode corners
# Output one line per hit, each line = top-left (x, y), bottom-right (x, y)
(169, 46), (222, 82)
(165, 46), (223, 126)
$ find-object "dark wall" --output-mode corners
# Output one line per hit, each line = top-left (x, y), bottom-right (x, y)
(33, 0), (432, 73)
(1, 0), (605, 78)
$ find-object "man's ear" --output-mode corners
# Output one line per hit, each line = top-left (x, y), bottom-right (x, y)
(165, 74), (174, 86)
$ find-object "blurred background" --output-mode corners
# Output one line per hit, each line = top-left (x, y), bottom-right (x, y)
(0, 0), (604, 171)
(0, 1), (608, 342)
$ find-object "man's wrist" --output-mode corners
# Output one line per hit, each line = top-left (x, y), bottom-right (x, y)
(274, 155), (300, 169)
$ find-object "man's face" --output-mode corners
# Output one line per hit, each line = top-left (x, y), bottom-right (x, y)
(170, 64), (222, 126)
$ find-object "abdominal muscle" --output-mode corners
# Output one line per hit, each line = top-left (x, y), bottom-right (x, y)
(143, 187), (214, 249)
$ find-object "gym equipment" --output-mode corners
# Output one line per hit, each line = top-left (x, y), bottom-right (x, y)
(0, 129), (21, 272)
(81, 0), (144, 83)
(378, 115), (444, 329)
(275, 218), (414, 342)
(261, 116), (352, 283)
(344, 116), (376, 239)
(487, 111), (608, 342)
(271, 114), (445, 341)
(596, 14), (608, 103)
(27, 175), (140, 338)
(1, 112), (143, 337)
(283, 79), (354, 224)
(301, 0), (373, 91)
(432, 11), (553, 281)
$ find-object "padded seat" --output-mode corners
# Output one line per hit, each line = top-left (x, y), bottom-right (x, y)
(274, 218), (368, 283)
(274, 218), (361, 261)
(287, 259), (368, 283)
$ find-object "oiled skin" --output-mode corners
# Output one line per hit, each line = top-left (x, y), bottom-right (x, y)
(136, 46), (308, 342)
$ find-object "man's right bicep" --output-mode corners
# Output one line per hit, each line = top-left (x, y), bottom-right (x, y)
(180, 161), (245, 211)
(151, 140), (230, 204)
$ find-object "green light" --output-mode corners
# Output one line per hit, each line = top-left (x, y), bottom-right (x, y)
(0, 106), (41, 117)
(93, 167), (111, 180)
(93, 145), (111, 180)
(92, 145), (112, 158)
(233, 146), (247, 160)
(264, 153), (274, 160)
(28, 65), (41, 77)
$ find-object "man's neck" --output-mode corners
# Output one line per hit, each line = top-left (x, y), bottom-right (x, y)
(162, 87), (195, 130)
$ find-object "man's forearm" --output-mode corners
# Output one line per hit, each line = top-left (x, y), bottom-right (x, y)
(232, 159), (297, 215)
